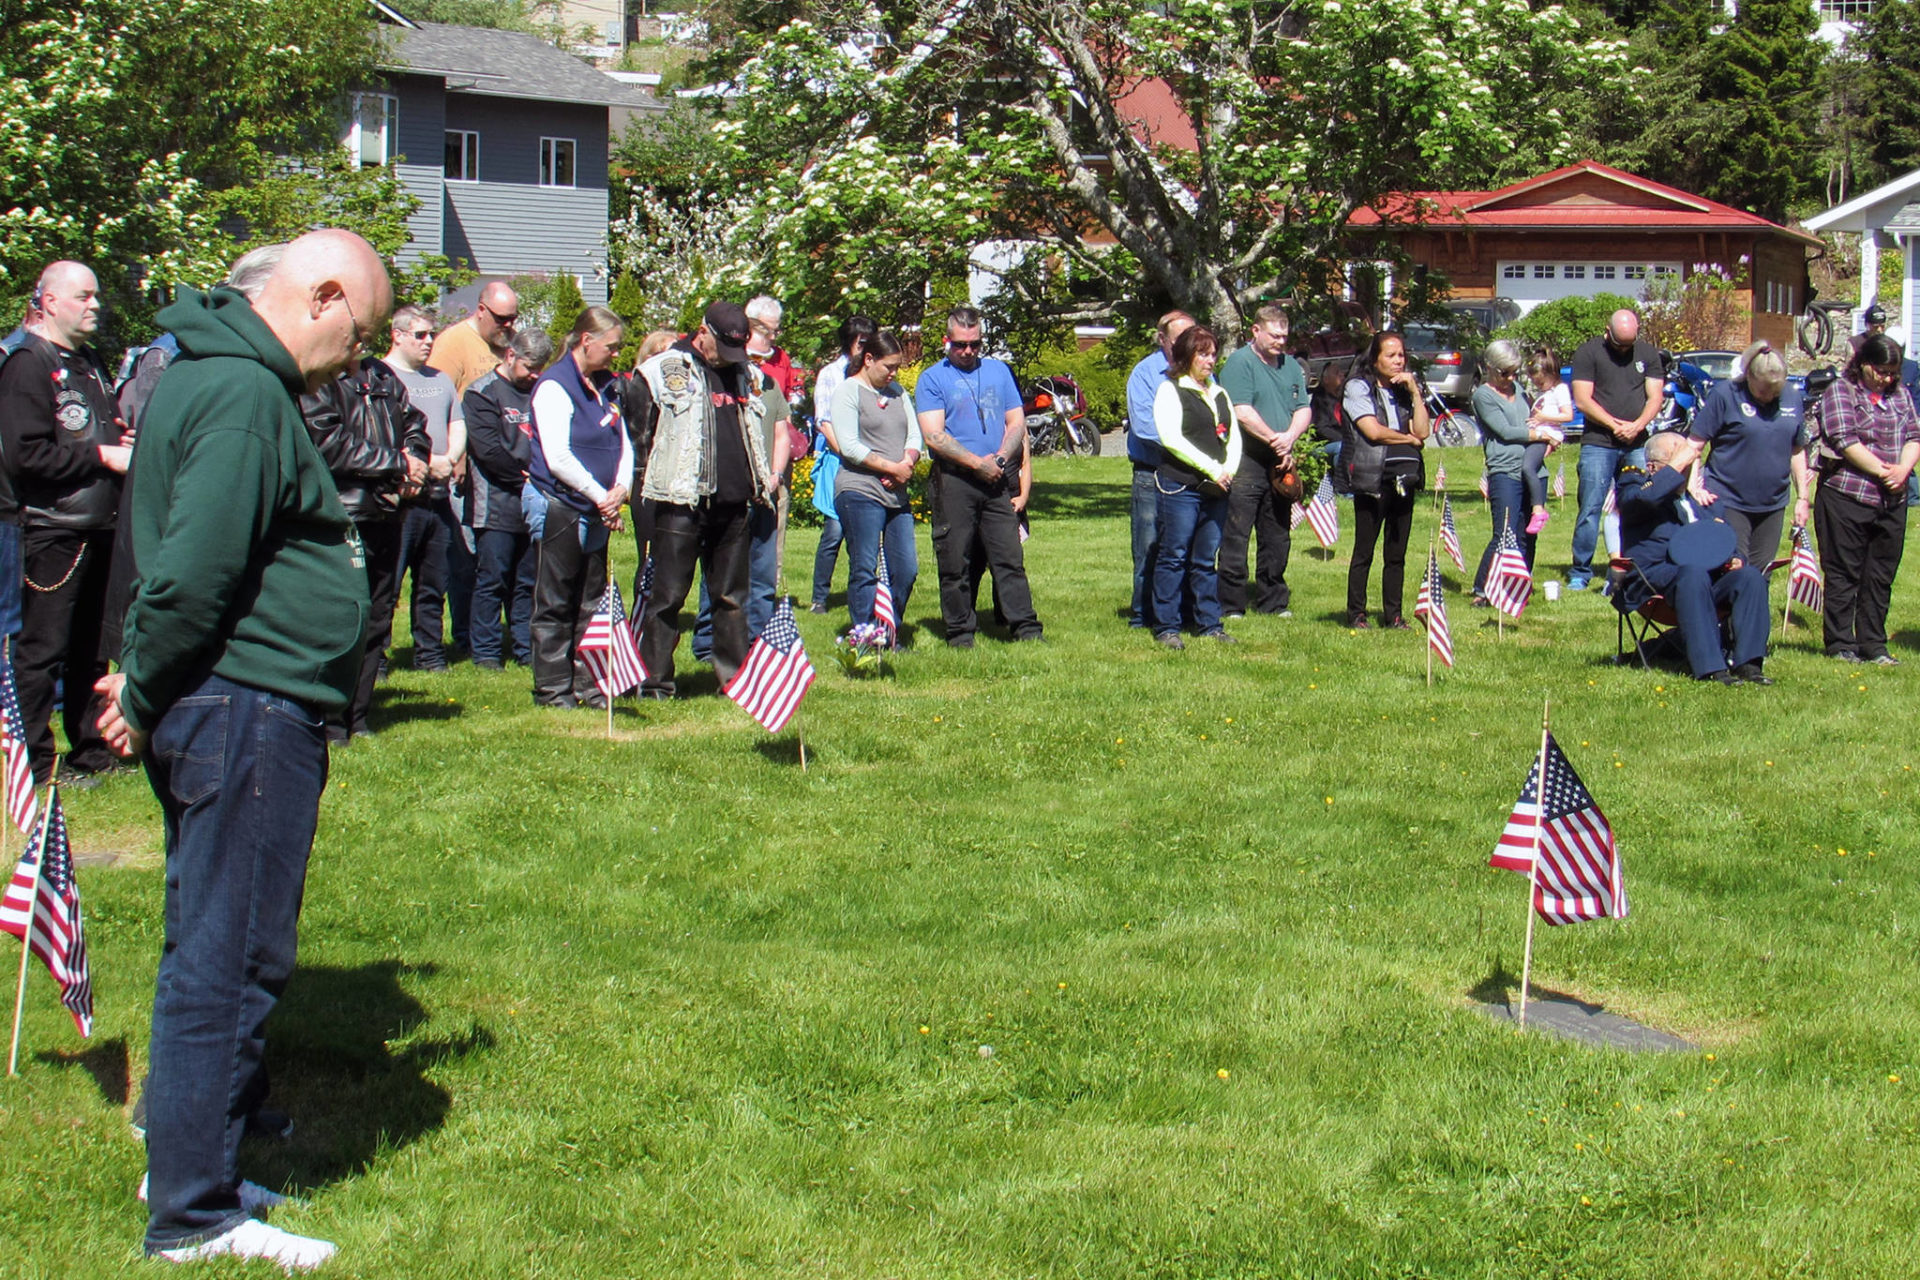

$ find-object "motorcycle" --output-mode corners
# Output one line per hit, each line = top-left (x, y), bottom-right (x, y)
(1023, 374), (1103, 456)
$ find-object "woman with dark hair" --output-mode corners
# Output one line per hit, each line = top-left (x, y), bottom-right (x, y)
(830, 329), (921, 638)
(810, 314), (877, 612)
(1675, 339), (1811, 568)
(1149, 325), (1241, 648)
(1340, 330), (1430, 628)
(1810, 333), (1919, 664)
(528, 306), (630, 707)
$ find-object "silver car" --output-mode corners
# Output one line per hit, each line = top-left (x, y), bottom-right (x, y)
(1402, 320), (1483, 402)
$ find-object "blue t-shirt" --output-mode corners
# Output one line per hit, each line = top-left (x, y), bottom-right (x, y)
(1687, 378), (1808, 513)
(916, 357), (1024, 456)
(1126, 350), (1170, 464)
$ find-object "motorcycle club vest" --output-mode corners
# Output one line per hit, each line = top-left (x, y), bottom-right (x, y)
(528, 351), (623, 516)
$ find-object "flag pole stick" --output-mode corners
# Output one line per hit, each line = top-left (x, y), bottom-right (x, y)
(1517, 698), (1551, 1028)
(797, 715), (808, 774)
(607, 691), (614, 740)
(8, 785), (56, 1076)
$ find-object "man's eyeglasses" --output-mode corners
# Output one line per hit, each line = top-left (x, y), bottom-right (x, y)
(948, 339), (983, 352)
(482, 305), (518, 327)
(401, 329), (433, 341)
(340, 291), (367, 355)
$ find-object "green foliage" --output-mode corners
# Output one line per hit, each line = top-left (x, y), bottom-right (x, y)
(1015, 339), (1145, 437)
(1494, 294), (1639, 362)
(1857, 0), (1920, 185)
(548, 274), (588, 348)
(1638, 264), (1750, 353)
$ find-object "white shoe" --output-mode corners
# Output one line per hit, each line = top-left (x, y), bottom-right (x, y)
(157, 1218), (336, 1271)
(138, 1172), (289, 1214)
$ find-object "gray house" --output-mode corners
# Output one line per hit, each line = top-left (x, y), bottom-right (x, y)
(356, 19), (662, 304)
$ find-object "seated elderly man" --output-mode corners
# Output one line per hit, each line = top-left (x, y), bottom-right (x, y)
(1616, 431), (1773, 685)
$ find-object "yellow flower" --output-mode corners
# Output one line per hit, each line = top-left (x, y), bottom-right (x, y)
(919, 1025), (930, 1034)
(1217, 1068), (1230, 1080)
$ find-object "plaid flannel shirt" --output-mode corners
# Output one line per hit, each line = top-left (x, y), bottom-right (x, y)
(1814, 376), (1918, 509)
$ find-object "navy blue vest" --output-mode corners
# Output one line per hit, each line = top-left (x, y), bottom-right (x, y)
(529, 352), (624, 515)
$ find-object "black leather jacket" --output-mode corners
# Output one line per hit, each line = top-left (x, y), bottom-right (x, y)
(300, 358), (430, 522)
(0, 333), (121, 530)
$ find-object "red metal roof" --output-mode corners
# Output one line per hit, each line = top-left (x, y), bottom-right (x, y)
(1348, 160), (1821, 247)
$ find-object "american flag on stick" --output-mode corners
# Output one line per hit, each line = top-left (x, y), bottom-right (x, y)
(580, 583), (646, 698)
(1552, 461), (1565, 500)
(1602, 483), (1617, 515)
(1439, 496), (1465, 571)
(725, 598), (816, 733)
(1434, 461), (1448, 490)
(1477, 470), (1490, 500)
(631, 554), (655, 644)
(1484, 524), (1533, 619)
(1413, 548), (1454, 668)
(0, 657), (37, 836)
(1789, 525), (1823, 612)
(2, 792), (92, 1036)
(1490, 734), (1627, 925)
(873, 553), (898, 636)
(1302, 474), (1339, 547)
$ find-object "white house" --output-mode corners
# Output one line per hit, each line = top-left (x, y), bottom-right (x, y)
(1803, 166), (1920, 350)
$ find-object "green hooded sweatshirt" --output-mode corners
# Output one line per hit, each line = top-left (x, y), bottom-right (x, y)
(118, 286), (369, 734)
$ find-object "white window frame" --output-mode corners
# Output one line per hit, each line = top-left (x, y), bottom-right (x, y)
(445, 130), (479, 182)
(1564, 265), (1586, 280)
(539, 137), (577, 188)
(1502, 263), (1525, 279)
(1533, 264), (1556, 279)
(348, 93), (397, 168)
(1594, 265), (1617, 280)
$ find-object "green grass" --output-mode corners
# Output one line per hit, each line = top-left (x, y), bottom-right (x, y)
(5, 447), (1920, 1277)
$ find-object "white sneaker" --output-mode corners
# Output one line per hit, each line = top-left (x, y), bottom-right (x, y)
(157, 1218), (336, 1271)
(138, 1173), (289, 1214)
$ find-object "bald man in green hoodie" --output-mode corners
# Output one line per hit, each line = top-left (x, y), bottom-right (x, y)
(95, 229), (390, 1271)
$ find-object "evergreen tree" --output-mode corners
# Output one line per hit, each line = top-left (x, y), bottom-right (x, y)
(1858, 0), (1920, 184)
(1696, 0), (1825, 221)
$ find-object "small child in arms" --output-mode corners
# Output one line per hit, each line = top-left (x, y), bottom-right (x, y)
(1523, 349), (1573, 535)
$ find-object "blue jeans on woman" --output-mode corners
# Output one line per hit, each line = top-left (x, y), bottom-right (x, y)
(1571, 441), (1644, 586)
(141, 674), (329, 1254)
(1152, 478), (1225, 636)
(811, 516), (844, 609)
(1474, 471), (1537, 596)
(839, 495), (917, 633)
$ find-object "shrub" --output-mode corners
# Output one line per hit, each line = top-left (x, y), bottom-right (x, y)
(1638, 264), (1750, 352)
(1492, 293), (1637, 363)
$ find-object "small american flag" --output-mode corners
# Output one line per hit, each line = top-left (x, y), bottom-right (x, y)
(1602, 483), (1617, 515)
(0, 656), (37, 836)
(873, 553), (898, 636)
(1434, 462), (1448, 490)
(1552, 461), (1565, 500)
(0, 792), (92, 1035)
(1302, 474), (1339, 547)
(1489, 734), (1627, 925)
(1485, 524), (1533, 618)
(1413, 547), (1454, 668)
(1439, 495), (1465, 571)
(724, 597), (815, 733)
(580, 583), (646, 698)
(631, 554), (655, 642)
(1789, 525), (1823, 612)
(1477, 470), (1490, 500)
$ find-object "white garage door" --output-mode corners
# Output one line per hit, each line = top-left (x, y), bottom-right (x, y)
(1496, 260), (1682, 314)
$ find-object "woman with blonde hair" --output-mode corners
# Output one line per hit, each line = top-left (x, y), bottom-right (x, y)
(1675, 337), (1812, 567)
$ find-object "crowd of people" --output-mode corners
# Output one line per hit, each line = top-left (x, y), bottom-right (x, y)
(0, 237), (1915, 1267)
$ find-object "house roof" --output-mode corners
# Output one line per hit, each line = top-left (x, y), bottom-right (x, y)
(1884, 199), (1920, 236)
(384, 22), (655, 109)
(1348, 160), (1821, 248)
(1803, 166), (1920, 233)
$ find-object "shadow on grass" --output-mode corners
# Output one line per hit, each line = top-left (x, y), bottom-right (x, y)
(752, 737), (807, 768)
(246, 960), (491, 1192)
(1028, 479), (1129, 523)
(368, 690), (467, 732)
(36, 1034), (131, 1106)
(1466, 957), (1522, 1008)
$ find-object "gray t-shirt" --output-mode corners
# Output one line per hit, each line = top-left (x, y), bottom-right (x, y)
(393, 363), (456, 454)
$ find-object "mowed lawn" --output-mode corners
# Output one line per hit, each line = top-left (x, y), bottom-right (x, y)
(5, 446), (1919, 1278)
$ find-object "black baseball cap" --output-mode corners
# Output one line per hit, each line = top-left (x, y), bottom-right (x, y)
(1864, 303), (1888, 325)
(704, 302), (751, 364)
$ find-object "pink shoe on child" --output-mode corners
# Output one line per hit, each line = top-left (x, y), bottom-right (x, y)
(1525, 510), (1550, 535)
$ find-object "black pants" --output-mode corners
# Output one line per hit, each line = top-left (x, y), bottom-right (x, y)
(1348, 488), (1417, 622)
(930, 465), (1041, 642)
(639, 501), (752, 697)
(1816, 486), (1907, 659)
(1218, 451), (1292, 615)
(396, 503), (449, 669)
(18, 525), (116, 780)
(530, 508), (608, 706)
(338, 519), (405, 738)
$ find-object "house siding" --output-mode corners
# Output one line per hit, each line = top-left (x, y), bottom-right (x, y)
(440, 97), (609, 191)
(444, 182), (609, 302)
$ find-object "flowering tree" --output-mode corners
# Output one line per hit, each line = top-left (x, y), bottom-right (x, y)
(679, 0), (1630, 344)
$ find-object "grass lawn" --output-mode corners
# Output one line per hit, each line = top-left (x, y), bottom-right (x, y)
(5, 446), (1919, 1278)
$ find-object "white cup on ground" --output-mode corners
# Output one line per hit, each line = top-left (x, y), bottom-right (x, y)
(1543, 580), (1562, 603)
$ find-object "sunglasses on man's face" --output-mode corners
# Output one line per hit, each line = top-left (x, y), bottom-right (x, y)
(401, 329), (433, 341)
(948, 339), (983, 352)
(483, 306), (518, 325)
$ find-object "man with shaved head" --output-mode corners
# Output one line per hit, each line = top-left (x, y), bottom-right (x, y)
(0, 260), (132, 784)
(94, 228), (390, 1270)
(1567, 307), (1665, 589)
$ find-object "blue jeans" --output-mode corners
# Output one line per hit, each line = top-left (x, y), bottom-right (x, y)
(1473, 472), (1537, 596)
(1130, 467), (1158, 628)
(811, 516), (844, 608)
(471, 527), (534, 664)
(1152, 478), (1225, 635)
(839, 495), (917, 632)
(142, 674), (329, 1253)
(693, 503), (778, 659)
(1571, 441), (1644, 581)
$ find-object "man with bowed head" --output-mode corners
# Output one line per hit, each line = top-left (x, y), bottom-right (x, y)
(1124, 310), (1196, 630)
(427, 279), (520, 396)
(96, 228), (390, 1270)
(1568, 308), (1664, 590)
